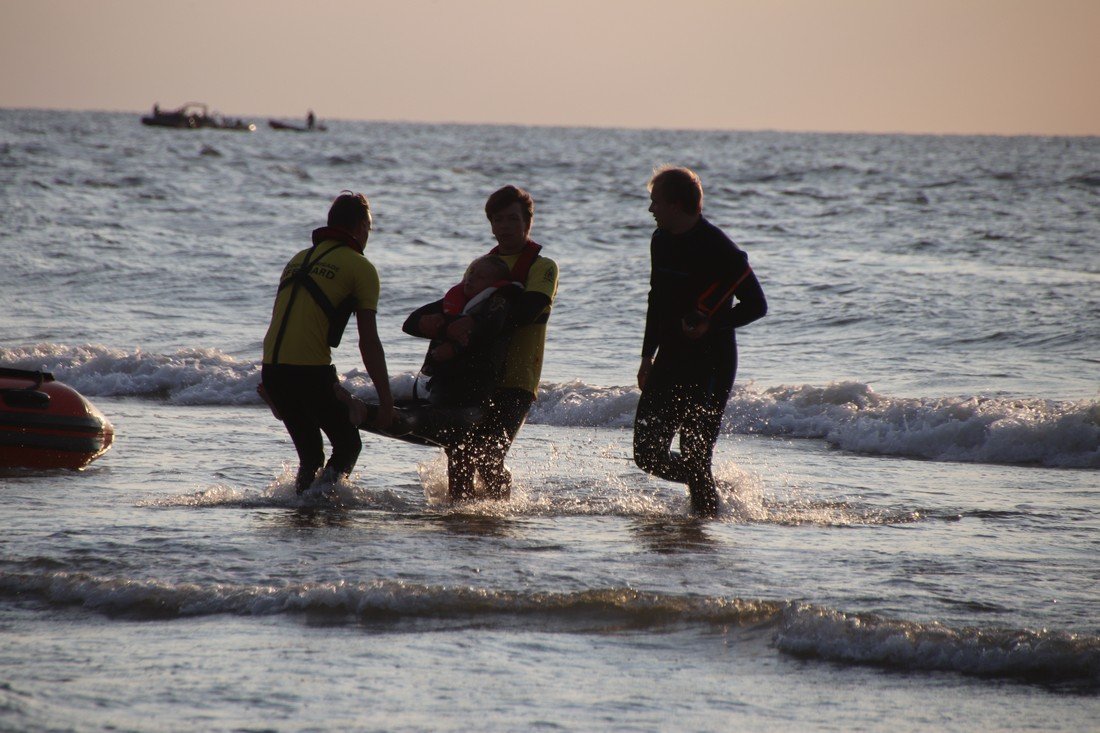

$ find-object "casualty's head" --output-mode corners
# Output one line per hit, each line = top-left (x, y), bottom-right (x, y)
(463, 255), (510, 298)
(647, 166), (703, 234)
(328, 190), (373, 250)
(485, 185), (534, 254)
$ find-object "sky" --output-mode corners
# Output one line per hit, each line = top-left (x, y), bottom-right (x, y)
(1, 0), (1098, 136)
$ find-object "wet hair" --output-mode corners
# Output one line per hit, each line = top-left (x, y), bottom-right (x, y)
(484, 185), (534, 223)
(648, 166), (703, 215)
(327, 190), (372, 230)
(466, 254), (511, 282)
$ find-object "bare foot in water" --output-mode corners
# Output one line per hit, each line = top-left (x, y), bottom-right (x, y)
(333, 383), (371, 425)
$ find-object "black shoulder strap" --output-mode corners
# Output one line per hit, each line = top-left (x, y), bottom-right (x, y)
(269, 243), (350, 363)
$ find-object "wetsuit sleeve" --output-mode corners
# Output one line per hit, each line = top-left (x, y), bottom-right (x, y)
(509, 257), (557, 327)
(708, 260), (767, 331)
(510, 291), (552, 327)
(402, 300), (445, 338)
(525, 257), (558, 300)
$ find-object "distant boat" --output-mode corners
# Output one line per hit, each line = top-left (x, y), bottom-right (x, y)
(268, 119), (327, 132)
(141, 102), (256, 132)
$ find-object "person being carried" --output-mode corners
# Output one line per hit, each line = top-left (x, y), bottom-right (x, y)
(259, 190), (393, 495)
(406, 254), (522, 410)
(633, 166), (767, 517)
(337, 255), (523, 499)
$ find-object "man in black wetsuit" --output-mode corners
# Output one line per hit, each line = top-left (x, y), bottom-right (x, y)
(634, 166), (767, 517)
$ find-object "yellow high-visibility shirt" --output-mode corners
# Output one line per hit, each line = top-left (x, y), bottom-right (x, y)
(496, 252), (557, 395)
(262, 241), (379, 365)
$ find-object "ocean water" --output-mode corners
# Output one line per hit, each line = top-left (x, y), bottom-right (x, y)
(0, 108), (1098, 731)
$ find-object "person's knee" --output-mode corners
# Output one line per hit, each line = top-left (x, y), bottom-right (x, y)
(633, 442), (658, 473)
(480, 462), (512, 491)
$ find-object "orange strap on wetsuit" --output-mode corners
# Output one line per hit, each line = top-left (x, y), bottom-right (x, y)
(695, 266), (754, 317)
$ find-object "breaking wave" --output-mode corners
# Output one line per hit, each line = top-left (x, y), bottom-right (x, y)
(3, 344), (1097, 468)
(776, 603), (1099, 684)
(2, 569), (1095, 685)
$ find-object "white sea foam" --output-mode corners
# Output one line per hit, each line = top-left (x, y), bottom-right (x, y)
(0, 343), (259, 405)
(4, 345), (1096, 468)
(141, 464), (414, 512)
(728, 382), (1100, 468)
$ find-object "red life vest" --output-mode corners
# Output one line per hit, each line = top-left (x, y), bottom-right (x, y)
(441, 283), (468, 316)
(489, 240), (542, 284)
(441, 279), (515, 315)
(310, 225), (362, 251)
(442, 241), (540, 315)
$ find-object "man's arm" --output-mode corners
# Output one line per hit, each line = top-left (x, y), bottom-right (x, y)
(639, 242), (660, 388)
(707, 267), (767, 332)
(435, 286), (521, 361)
(684, 244), (767, 339)
(637, 354), (653, 390)
(508, 255), (557, 328)
(402, 300), (446, 339)
(356, 308), (393, 429)
(446, 288), (548, 347)
(507, 291), (552, 327)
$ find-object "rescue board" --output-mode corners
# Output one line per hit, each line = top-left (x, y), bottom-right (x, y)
(355, 400), (483, 449)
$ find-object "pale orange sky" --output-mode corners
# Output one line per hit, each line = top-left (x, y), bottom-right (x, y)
(2, 0), (1098, 135)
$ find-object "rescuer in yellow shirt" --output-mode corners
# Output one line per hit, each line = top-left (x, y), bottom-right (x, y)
(444, 185), (558, 500)
(260, 191), (393, 493)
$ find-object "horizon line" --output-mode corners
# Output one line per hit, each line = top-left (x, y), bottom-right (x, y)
(3, 104), (1098, 141)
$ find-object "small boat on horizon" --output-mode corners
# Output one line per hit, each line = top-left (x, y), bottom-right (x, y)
(269, 119), (327, 132)
(0, 367), (115, 470)
(269, 110), (326, 132)
(141, 102), (256, 132)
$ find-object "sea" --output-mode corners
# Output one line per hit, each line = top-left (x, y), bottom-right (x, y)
(0, 108), (1097, 732)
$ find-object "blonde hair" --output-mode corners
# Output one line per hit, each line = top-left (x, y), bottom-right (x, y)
(465, 254), (511, 282)
(648, 166), (703, 214)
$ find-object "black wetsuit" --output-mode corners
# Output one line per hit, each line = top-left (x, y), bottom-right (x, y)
(262, 363), (361, 492)
(403, 284), (522, 408)
(633, 216), (767, 515)
(360, 284), (522, 500)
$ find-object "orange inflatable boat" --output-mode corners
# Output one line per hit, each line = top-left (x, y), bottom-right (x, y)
(0, 367), (115, 470)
